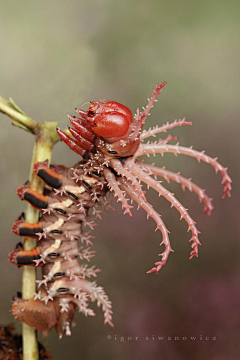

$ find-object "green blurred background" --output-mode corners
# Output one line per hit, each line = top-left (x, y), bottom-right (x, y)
(0, 0), (239, 359)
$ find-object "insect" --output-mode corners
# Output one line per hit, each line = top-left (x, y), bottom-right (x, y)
(9, 82), (231, 338)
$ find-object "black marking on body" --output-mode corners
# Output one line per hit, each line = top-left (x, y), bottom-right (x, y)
(83, 152), (90, 160)
(53, 272), (65, 278)
(108, 166), (121, 178)
(12, 292), (22, 301)
(38, 169), (62, 189)
(119, 156), (130, 164)
(17, 254), (41, 265)
(19, 227), (43, 237)
(24, 192), (48, 209)
(18, 212), (25, 221)
(57, 287), (69, 294)
(55, 208), (67, 215)
(50, 229), (63, 235)
(48, 252), (60, 258)
(66, 191), (79, 200)
(92, 171), (102, 178)
(15, 242), (23, 250)
(88, 110), (95, 117)
(83, 180), (92, 190)
(108, 150), (118, 155)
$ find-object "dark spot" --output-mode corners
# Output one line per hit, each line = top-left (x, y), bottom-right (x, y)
(92, 171), (102, 177)
(108, 150), (118, 155)
(88, 110), (95, 117)
(57, 287), (69, 294)
(53, 272), (65, 278)
(12, 291), (22, 301)
(48, 252), (60, 258)
(18, 212), (25, 221)
(55, 208), (67, 215)
(119, 156), (130, 164)
(108, 166), (121, 177)
(66, 191), (79, 200)
(15, 242), (23, 250)
(50, 229), (63, 234)
(83, 152), (90, 160)
(83, 180), (92, 190)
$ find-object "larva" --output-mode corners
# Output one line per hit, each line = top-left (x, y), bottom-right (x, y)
(9, 82), (231, 337)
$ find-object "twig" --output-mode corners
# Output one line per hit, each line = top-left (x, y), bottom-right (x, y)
(0, 96), (69, 360)
(0, 95), (71, 139)
(22, 122), (57, 360)
(0, 96), (37, 133)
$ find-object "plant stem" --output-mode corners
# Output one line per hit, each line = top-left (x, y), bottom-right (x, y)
(0, 95), (71, 138)
(0, 96), (37, 132)
(22, 122), (58, 360)
(0, 96), (71, 359)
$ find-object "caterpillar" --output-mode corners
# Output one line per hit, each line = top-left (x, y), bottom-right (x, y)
(9, 82), (232, 338)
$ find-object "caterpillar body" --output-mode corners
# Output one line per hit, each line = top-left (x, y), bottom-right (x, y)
(9, 83), (232, 338)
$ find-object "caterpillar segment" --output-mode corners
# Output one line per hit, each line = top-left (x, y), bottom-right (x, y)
(11, 161), (113, 337)
(9, 243), (42, 267)
(9, 83), (231, 337)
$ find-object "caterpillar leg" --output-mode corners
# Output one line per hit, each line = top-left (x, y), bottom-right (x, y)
(12, 217), (44, 238)
(17, 185), (49, 209)
(33, 160), (64, 189)
(9, 243), (42, 267)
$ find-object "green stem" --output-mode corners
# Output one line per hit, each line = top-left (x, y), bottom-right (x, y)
(0, 95), (71, 138)
(22, 122), (58, 360)
(0, 96), (37, 133)
(0, 96), (72, 359)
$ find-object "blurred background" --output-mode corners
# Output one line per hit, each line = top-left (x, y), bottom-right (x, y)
(0, 0), (239, 359)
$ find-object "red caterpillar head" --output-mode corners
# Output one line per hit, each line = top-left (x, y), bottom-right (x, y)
(56, 82), (167, 157)
(57, 100), (139, 157)
(83, 100), (133, 138)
